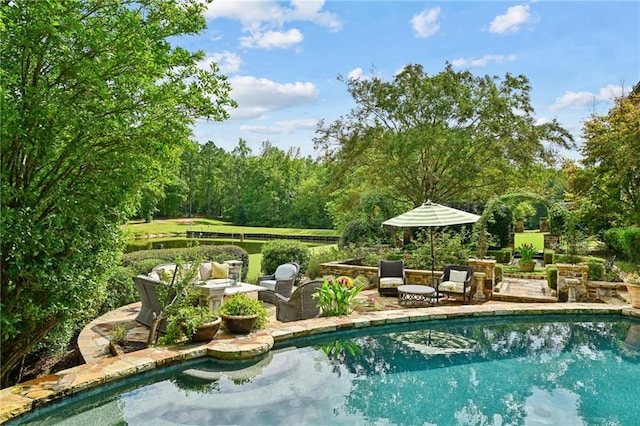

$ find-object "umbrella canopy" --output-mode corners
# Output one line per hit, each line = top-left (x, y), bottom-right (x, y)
(382, 200), (481, 228)
(382, 200), (481, 294)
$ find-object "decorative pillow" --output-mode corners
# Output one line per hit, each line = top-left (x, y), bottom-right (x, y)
(158, 267), (175, 282)
(449, 269), (468, 283)
(210, 262), (229, 279)
(274, 263), (297, 280)
(379, 277), (404, 288)
(439, 281), (467, 293)
(199, 262), (213, 281)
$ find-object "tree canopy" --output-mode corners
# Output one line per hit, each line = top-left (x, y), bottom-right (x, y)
(314, 64), (574, 208)
(0, 0), (235, 386)
(566, 87), (640, 231)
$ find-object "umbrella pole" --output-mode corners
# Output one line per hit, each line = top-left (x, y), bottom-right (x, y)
(430, 228), (436, 303)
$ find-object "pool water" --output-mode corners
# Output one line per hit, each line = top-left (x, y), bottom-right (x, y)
(14, 315), (640, 425)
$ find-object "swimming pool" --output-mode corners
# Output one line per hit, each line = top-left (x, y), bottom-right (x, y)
(13, 315), (640, 425)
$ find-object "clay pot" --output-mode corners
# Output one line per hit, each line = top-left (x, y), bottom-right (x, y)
(189, 317), (222, 342)
(221, 314), (258, 335)
(626, 284), (640, 309)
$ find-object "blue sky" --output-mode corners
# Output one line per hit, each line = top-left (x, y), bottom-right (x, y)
(181, 1), (639, 159)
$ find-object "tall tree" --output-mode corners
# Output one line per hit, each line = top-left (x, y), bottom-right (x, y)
(568, 86), (640, 230)
(314, 64), (573, 207)
(0, 0), (235, 386)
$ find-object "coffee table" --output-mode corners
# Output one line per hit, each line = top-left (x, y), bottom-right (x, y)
(197, 280), (266, 312)
(398, 285), (436, 307)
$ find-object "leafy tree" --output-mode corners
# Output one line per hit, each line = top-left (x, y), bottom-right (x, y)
(314, 64), (573, 206)
(0, 0), (235, 387)
(567, 89), (640, 231)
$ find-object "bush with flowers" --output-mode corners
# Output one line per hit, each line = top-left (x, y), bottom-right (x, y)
(312, 275), (364, 316)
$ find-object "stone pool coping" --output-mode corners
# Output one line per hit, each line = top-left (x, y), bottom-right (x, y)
(2, 302), (639, 424)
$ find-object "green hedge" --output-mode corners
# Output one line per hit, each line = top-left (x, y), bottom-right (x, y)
(553, 253), (582, 264)
(486, 248), (512, 264)
(494, 264), (503, 283)
(603, 227), (640, 262)
(543, 249), (554, 265)
(260, 240), (310, 277)
(546, 266), (558, 290)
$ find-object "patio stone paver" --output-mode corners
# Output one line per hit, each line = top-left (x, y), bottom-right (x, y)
(2, 283), (639, 424)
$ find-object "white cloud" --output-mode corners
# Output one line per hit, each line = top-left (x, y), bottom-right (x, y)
(549, 85), (623, 112)
(451, 53), (517, 68)
(489, 5), (533, 35)
(347, 67), (364, 80)
(241, 118), (318, 134)
(205, 0), (342, 40)
(197, 51), (242, 74)
(227, 75), (319, 119)
(411, 7), (441, 38)
(240, 28), (303, 49)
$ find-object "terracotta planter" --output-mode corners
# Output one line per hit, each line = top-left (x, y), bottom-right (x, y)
(519, 260), (536, 272)
(191, 317), (222, 342)
(221, 314), (258, 335)
(626, 284), (640, 308)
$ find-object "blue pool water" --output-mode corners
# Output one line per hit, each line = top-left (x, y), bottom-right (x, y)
(13, 315), (640, 425)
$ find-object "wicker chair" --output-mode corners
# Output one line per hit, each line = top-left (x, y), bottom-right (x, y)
(378, 260), (406, 296)
(275, 280), (323, 322)
(132, 275), (169, 333)
(438, 265), (474, 303)
(257, 262), (300, 304)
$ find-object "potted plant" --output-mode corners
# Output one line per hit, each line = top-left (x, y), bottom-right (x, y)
(218, 293), (268, 334)
(159, 291), (221, 344)
(516, 243), (537, 272)
(624, 270), (640, 308)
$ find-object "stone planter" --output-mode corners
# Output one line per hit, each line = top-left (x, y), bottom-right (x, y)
(191, 317), (222, 342)
(221, 314), (258, 335)
(519, 260), (536, 272)
(626, 284), (640, 308)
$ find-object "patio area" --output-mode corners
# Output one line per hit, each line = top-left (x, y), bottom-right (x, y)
(2, 280), (638, 423)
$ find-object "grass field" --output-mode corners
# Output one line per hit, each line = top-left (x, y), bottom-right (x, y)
(123, 218), (338, 238)
(514, 232), (545, 251)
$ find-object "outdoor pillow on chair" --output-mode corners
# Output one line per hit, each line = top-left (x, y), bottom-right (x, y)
(379, 277), (404, 288)
(440, 269), (468, 293)
(211, 262), (229, 279)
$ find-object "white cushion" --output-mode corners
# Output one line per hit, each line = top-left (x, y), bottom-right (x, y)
(260, 279), (277, 291)
(439, 281), (468, 293)
(274, 263), (297, 280)
(199, 262), (213, 281)
(449, 269), (468, 283)
(379, 277), (404, 288)
(148, 271), (161, 281)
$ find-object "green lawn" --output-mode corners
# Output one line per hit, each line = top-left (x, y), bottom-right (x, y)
(123, 218), (338, 238)
(514, 232), (545, 251)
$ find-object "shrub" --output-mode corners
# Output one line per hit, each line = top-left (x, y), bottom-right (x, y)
(494, 264), (503, 283)
(553, 253), (582, 264)
(306, 248), (342, 279)
(543, 249), (554, 265)
(98, 265), (140, 315)
(338, 218), (388, 248)
(260, 240), (310, 277)
(546, 266), (558, 290)
(487, 248), (512, 264)
(122, 245), (249, 279)
(586, 259), (605, 281)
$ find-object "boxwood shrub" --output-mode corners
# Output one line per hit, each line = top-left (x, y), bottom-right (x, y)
(546, 265), (558, 290)
(260, 239), (310, 277)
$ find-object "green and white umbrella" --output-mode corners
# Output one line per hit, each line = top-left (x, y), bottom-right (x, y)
(382, 200), (481, 287)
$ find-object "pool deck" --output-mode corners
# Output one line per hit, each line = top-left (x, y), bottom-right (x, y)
(2, 283), (639, 424)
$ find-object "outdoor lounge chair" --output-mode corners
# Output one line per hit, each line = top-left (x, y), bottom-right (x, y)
(438, 265), (474, 303)
(378, 260), (406, 296)
(257, 262), (300, 304)
(275, 279), (323, 322)
(133, 275), (169, 333)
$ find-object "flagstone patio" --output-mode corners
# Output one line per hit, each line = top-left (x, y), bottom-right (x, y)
(2, 282), (638, 424)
